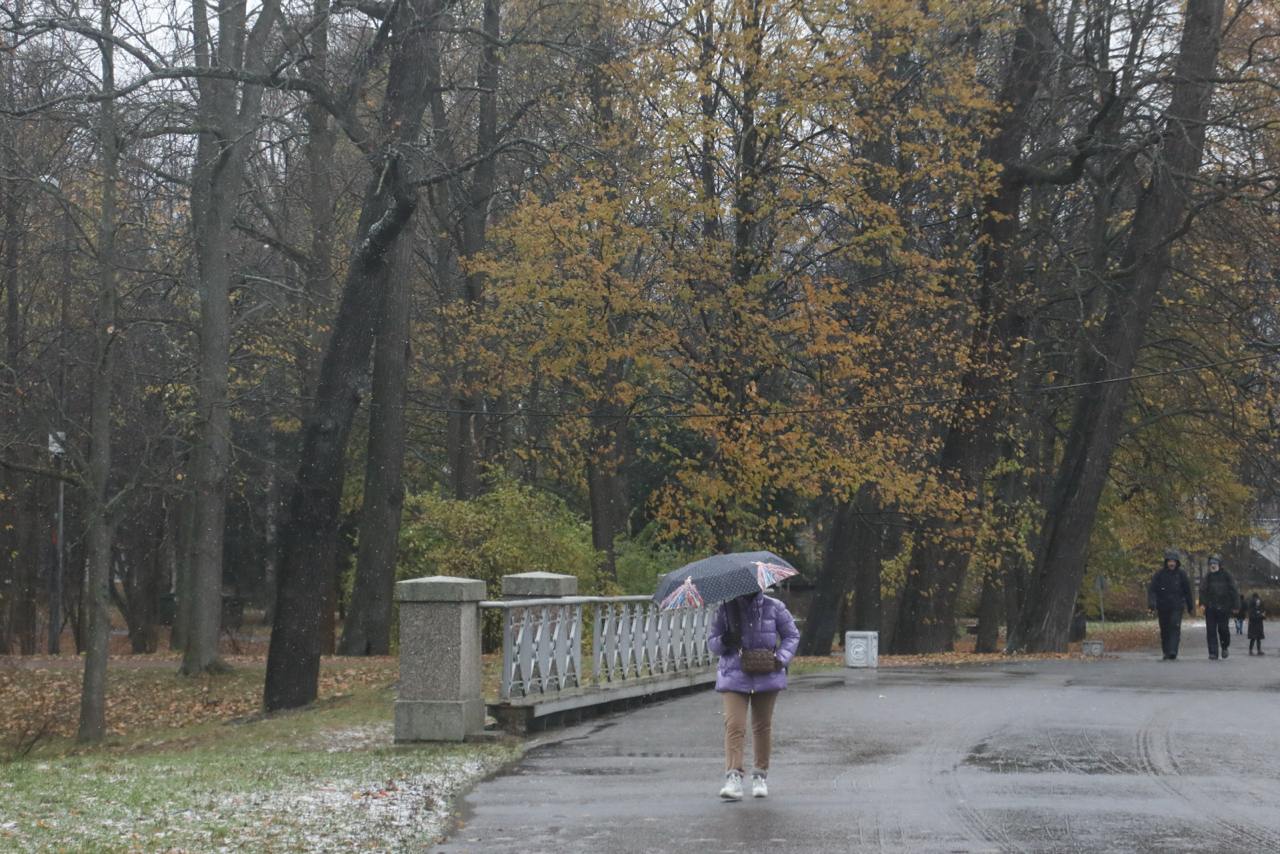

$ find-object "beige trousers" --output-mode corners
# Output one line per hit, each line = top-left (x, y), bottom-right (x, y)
(722, 690), (779, 775)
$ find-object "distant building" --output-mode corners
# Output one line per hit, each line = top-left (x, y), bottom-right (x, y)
(1233, 517), (1280, 588)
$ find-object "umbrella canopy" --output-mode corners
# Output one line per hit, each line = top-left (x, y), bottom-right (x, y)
(653, 551), (799, 610)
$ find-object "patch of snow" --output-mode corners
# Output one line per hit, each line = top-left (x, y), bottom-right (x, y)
(302, 723), (395, 754)
(199, 753), (503, 851)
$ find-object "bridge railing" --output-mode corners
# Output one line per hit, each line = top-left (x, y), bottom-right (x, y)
(479, 595), (713, 701)
(395, 575), (716, 742)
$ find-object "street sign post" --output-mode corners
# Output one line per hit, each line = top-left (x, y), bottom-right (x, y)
(48, 433), (66, 654)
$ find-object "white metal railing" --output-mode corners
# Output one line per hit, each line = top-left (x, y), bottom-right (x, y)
(481, 595), (713, 701)
(593, 597), (714, 684)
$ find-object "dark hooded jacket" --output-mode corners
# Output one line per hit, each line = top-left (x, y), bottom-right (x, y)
(1199, 566), (1239, 612)
(1248, 596), (1266, 641)
(1148, 554), (1193, 614)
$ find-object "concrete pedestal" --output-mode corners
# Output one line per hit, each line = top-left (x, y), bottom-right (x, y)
(501, 572), (578, 599)
(395, 576), (486, 742)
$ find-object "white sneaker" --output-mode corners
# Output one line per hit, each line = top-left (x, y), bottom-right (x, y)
(719, 771), (744, 800)
(751, 773), (768, 798)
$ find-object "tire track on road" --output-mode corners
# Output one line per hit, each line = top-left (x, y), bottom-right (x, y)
(1134, 708), (1280, 850)
(929, 720), (1024, 853)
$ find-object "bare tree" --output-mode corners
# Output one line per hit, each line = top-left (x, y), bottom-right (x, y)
(338, 235), (411, 656)
(1012, 0), (1228, 651)
(78, 0), (119, 743)
(266, 0), (447, 710)
(182, 0), (284, 675)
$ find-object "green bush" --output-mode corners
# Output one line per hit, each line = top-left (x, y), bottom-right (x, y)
(397, 478), (602, 595)
(612, 526), (693, 595)
(394, 479), (599, 650)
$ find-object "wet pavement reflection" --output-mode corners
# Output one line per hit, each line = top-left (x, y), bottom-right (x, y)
(436, 651), (1280, 853)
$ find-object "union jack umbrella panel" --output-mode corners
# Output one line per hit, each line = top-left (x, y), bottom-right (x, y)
(652, 551), (799, 610)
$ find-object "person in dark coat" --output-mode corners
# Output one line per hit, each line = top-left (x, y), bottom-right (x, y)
(1198, 554), (1239, 660)
(1235, 594), (1246, 635)
(1247, 593), (1266, 655)
(1148, 550), (1193, 660)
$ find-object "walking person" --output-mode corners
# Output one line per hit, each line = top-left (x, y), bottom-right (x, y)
(1199, 554), (1239, 660)
(1149, 550), (1193, 660)
(706, 589), (800, 801)
(1235, 594), (1246, 636)
(1247, 593), (1266, 655)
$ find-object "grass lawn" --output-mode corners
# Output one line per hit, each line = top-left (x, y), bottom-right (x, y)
(0, 657), (519, 853)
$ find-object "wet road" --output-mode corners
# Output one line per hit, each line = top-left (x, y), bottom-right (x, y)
(436, 650), (1280, 853)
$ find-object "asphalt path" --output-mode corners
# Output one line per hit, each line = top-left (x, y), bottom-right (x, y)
(436, 644), (1280, 853)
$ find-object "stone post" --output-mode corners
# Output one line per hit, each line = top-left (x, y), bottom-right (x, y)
(501, 571), (579, 599)
(395, 576), (486, 742)
(844, 631), (879, 669)
(500, 571), (582, 697)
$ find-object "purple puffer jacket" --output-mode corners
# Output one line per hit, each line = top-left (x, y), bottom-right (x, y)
(707, 593), (800, 694)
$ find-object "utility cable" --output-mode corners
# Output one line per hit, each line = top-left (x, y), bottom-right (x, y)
(404, 351), (1275, 422)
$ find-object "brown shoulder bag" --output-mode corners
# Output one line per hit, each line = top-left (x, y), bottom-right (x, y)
(729, 600), (780, 674)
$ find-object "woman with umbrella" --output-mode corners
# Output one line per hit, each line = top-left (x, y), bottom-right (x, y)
(655, 551), (801, 801)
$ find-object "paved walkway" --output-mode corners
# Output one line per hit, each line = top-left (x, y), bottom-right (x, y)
(437, 647), (1280, 853)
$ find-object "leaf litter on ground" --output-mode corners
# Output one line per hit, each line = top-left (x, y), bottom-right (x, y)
(0, 654), (519, 852)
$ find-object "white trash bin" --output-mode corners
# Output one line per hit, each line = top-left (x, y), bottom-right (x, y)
(844, 631), (879, 668)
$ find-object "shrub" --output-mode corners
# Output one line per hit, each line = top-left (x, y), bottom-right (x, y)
(395, 479), (601, 650)
(611, 526), (693, 595)
(397, 478), (602, 594)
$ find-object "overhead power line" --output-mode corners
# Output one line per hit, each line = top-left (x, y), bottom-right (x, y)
(405, 352), (1275, 422)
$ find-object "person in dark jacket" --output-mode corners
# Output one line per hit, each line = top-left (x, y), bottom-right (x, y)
(1148, 550), (1193, 660)
(1198, 554), (1239, 660)
(706, 590), (800, 801)
(1235, 594), (1247, 635)
(1247, 593), (1266, 655)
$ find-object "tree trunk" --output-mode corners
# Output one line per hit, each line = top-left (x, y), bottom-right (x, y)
(444, 0), (501, 499)
(116, 513), (163, 654)
(3, 190), (38, 656)
(339, 236), (411, 657)
(890, 1), (1052, 653)
(0, 471), (16, 655)
(587, 416), (629, 579)
(13, 474), (40, 654)
(0, 84), (23, 654)
(182, 0), (282, 676)
(265, 0), (439, 711)
(1013, 0), (1226, 652)
(301, 0), (336, 389)
(796, 499), (858, 656)
(170, 493), (194, 650)
(184, 166), (233, 672)
(266, 186), (417, 707)
(78, 0), (118, 741)
(851, 504), (896, 635)
(974, 567), (1002, 653)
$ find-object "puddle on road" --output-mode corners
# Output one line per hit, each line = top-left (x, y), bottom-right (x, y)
(965, 751), (1125, 775)
(877, 670), (1026, 685)
(845, 743), (904, 765)
(808, 678), (847, 690)
(963, 728), (1136, 775)
(521, 765), (663, 777)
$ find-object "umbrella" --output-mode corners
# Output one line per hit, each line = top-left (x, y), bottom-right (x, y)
(653, 551), (799, 610)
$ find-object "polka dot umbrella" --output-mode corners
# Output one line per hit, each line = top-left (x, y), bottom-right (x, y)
(653, 551), (799, 610)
